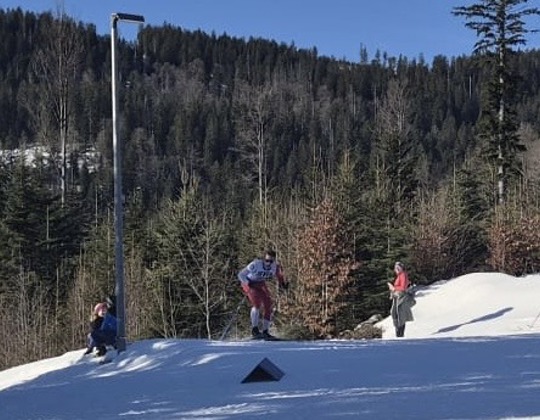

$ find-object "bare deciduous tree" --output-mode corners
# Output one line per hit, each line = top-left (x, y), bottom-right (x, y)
(233, 82), (278, 227)
(283, 197), (359, 338)
(28, 7), (83, 204)
(1, 271), (56, 370)
(373, 78), (415, 216)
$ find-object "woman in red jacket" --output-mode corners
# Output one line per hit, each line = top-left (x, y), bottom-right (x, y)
(387, 262), (414, 337)
(388, 261), (410, 293)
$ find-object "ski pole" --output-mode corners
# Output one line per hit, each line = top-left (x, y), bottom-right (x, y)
(529, 308), (540, 329)
(219, 296), (246, 340)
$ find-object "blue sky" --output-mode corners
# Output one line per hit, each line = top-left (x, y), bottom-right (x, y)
(3, 1), (540, 63)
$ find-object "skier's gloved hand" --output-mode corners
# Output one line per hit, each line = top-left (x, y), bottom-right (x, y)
(279, 281), (289, 291)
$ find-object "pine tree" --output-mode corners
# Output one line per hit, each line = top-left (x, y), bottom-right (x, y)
(329, 151), (380, 322)
(453, 0), (540, 204)
(369, 78), (418, 282)
(151, 172), (236, 338)
(373, 78), (418, 218)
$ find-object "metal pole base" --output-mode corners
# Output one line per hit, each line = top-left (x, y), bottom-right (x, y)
(116, 336), (127, 353)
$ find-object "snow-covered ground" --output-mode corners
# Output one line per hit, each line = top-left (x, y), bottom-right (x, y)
(2, 272), (540, 419)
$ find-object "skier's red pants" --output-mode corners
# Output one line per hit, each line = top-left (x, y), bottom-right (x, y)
(242, 282), (273, 321)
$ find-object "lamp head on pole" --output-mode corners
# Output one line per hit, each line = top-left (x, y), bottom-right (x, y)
(112, 12), (145, 24)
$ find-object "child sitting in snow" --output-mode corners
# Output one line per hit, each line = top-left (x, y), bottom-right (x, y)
(83, 301), (117, 356)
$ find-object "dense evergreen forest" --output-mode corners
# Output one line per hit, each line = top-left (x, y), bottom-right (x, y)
(1, 7), (540, 369)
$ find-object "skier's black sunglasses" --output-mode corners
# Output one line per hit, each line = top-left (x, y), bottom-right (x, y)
(264, 258), (274, 264)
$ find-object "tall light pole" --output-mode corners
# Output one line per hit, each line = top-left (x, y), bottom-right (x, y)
(111, 12), (144, 352)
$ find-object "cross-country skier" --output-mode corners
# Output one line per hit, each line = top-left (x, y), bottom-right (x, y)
(387, 261), (415, 337)
(238, 249), (289, 339)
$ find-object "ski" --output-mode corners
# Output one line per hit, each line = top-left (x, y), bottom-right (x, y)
(85, 345), (117, 365)
(262, 336), (284, 341)
(250, 334), (285, 341)
(92, 352), (115, 364)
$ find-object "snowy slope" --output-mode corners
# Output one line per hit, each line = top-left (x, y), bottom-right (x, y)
(379, 272), (540, 339)
(1, 272), (540, 420)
